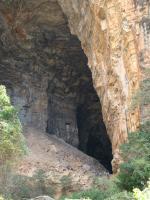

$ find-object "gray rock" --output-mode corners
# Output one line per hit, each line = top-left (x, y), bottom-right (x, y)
(31, 196), (55, 200)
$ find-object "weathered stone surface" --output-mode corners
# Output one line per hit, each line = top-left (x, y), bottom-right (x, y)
(57, 0), (150, 172)
(0, 0), (112, 171)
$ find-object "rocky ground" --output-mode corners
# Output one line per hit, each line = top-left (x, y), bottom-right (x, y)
(18, 127), (108, 199)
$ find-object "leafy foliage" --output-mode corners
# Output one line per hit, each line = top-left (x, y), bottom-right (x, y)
(0, 85), (26, 165)
(61, 186), (133, 200)
(0, 196), (12, 200)
(60, 175), (72, 194)
(67, 188), (107, 200)
(61, 177), (133, 200)
(2, 0), (12, 5)
(133, 180), (150, 200)
(10, 170), (54, 199)
(0, 85), (27, 198)
(117, 122), (150, 191)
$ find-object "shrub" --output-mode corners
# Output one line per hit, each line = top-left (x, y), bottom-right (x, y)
(0, 85), (26, 165)
(60, 175), (72, 194)
(117, 122), (150, 191)
(10, 170), (54, 199)
(117, 159), (150, 191)
(0, 196), (12, 200)
(33, 169), (54, 196)
(0, 195), (12, 200)
(61, 177), (122, 200)
(133, 180), (150, 200)
(61, 188), (107, 200)
(0, 85), (26, 198)
(11, 175), (32, 199)
(61, 187), (133, 200)
(104, 191), (133, 200)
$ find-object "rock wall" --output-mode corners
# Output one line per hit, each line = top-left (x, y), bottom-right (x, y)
(0, 0), (113, 170)
(0, 0), (88, 142)
(135, 0), (150, 123)
(57, 0), (150, 172)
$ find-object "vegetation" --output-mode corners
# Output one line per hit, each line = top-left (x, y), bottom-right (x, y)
(117, 122), (150, 191)
(60, 177), (133, 200)
(61, 122), (150, 200)
(0, 95), (54, 199)
(133, 180), (150, 200)
(0, 85), (26, 165)
(2, 0), (12, 5)
(60, 175), (72, 194)
(10, 170), (54, 199)
(0, 85), (26, 199)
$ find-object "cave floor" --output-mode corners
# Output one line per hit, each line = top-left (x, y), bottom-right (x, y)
(17, 127), (107, 198)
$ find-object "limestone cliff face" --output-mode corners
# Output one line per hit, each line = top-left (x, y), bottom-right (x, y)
(57, 0), (150, 172)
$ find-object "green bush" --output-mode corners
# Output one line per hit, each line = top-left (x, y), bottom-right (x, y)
(0, 85), (26, 165)
(117, 122), (150, 191)
(0, 196), (12, 200)
(0, 85), (26, 198)
(12, 175), (32, 199)
(117, 159), (150, 191)
(105, 191), (133, 200)
(133, 180), (150, 200)
(60, 175), (72, 194)
(33, 169), (54, 196)
(61, 177), (124, 200)
(10, 170), (54, 199)
(61, 188), (107, 200)
(61, 187), (133, 200)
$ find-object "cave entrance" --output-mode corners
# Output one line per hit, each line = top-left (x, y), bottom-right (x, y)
(45, 29), (113, 172)
(46, 40), (113, 171)
(0, 0), (113, 172)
